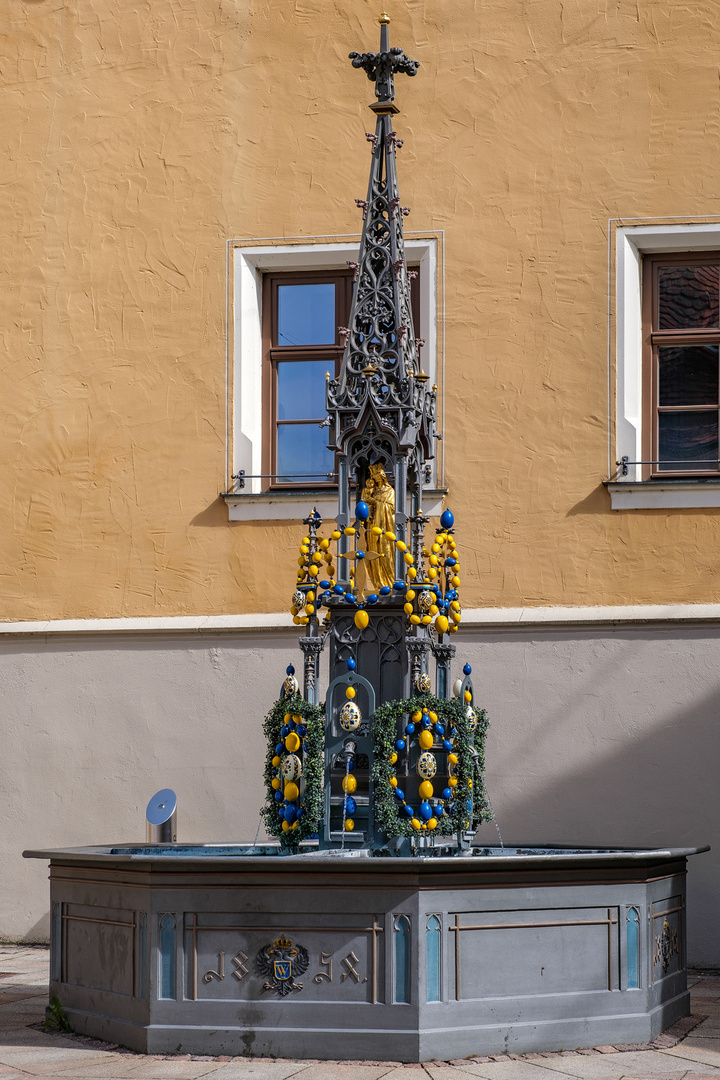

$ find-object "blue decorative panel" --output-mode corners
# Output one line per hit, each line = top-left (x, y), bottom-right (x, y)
(159, 914), (176, 1000)
(138, 913), (147, 998)
(426, 915), (441, 1002)
(394, 915), (411, 1004)
(626, 908), (640, 989)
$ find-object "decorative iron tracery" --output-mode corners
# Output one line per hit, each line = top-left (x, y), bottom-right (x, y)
(327, 16), (437, 537)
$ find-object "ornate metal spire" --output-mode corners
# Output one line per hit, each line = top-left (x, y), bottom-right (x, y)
(327, 15), (437, 559)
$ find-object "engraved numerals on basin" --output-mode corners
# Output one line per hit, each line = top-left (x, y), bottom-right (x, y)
(186, 914), (384, 1003)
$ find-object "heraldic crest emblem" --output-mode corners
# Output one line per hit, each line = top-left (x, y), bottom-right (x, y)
(256, 934), (309, 995)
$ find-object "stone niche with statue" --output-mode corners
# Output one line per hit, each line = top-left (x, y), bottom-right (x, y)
(25, 14), (706, 1063)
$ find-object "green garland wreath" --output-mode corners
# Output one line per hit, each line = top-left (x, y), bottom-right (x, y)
(260, 694), (325, 849)
(371, 694), (491, 840)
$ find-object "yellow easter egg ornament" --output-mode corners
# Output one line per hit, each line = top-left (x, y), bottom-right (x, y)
(354, 609), (369, 630)
(435, 615), (449, 635)
(284, 782), (299, 802)
(285, 731), (301, 753)
(418, 729), (434, 750)
(342, 773), (357, 794)
(344, 818), (355, 831)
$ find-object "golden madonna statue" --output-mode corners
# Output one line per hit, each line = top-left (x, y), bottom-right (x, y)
(361, 463), (396, 591)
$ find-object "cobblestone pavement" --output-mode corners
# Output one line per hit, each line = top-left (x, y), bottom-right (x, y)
(2, 946), (720, 1080)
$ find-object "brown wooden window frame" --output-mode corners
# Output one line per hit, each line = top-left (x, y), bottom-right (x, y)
(261, 267), (420, 491)
(642, 251), (720, 480)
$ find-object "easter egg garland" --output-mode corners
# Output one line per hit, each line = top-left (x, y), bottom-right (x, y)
(371, 693), (491, 840)
(261, 693), (325, 849)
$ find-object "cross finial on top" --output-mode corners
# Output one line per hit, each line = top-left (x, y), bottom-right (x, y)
(349, 15), (419, 107)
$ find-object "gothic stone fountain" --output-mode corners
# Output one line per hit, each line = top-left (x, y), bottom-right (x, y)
(25, 15), (706, 1062)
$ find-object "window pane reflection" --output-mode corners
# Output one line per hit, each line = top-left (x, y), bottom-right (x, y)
(277, 361), (332, 420)
(659, 345), (719, 406)
(277, 424), (334, 483)
(658, 410), (719, 470)
(658, 265), (719, 329)
(277, 284), (335, 346)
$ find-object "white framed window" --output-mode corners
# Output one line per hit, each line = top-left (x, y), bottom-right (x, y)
(610, 221), (720, 509)
(224, 235), (443, 520)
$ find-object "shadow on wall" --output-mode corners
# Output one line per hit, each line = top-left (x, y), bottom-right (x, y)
(22, 913), (50, 944)
(472, 628), (720, 965)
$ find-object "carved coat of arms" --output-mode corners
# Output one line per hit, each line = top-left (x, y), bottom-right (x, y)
(256, 934), (309, 995)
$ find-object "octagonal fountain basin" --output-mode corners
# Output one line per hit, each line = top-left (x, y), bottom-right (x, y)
(24, 843), (707, 1062)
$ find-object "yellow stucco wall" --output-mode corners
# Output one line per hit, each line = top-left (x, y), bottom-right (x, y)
(3, 0), (720, 619)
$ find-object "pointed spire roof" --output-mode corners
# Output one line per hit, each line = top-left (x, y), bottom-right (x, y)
(327, 16), (435, 467)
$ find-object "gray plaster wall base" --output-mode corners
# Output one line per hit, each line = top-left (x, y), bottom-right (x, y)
(24, 845), (706, 1062)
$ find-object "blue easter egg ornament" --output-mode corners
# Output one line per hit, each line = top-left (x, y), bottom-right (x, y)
(435, 723), (445, 737)
(333, 584), (344, 594)
(344, 593), (356, 604)
(393, 580), (406, 591)
(344, 795), (357, 814)
(440, 508), (454, 529)
(274, 791), (283, 802)
(296, 807), (304, 818)
(284, 806), (297, 825)
(366, 593), (379, 604)
(419, 801), (433, 821)
(395, 788), (405, 800)
(286, 664), (295, 675)
(395, 738), (406, 751)
(442, 788), (452, 800)
(280, 725), (289, 738)
(355, 500), (370, 520)
(275, 743), (283, 755)
(405, 722), (416, 735)
(463, 663), (472, 675)
(346, 657), (356, 670)
(379, 585), (391, 595)
(435, 805), (444, 817)
(278, 806), (285, 820)
(403, 805), (414, 817)
(296, 724), (307, 737)
(443, 739), (453, 752)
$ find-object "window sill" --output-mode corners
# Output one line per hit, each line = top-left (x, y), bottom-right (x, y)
(221, 488), (448, 522)
(605, 479), (720, 509)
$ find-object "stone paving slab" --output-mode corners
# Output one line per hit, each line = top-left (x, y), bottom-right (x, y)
(207, 1063), (310, 1080)
(660, 1042), (720, 1069)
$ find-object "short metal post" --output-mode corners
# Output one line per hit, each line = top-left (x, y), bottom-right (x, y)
(146, 789), (177, 843)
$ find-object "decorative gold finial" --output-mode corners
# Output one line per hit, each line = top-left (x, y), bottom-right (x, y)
(379, 12), (390, 24)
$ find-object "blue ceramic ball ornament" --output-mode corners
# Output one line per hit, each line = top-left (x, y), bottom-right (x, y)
(355, 500), (370, 520)
(440, 508), (454, 529)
